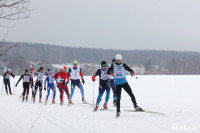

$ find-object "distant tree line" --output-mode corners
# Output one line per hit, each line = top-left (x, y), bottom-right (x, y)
(1, 42), (200, 75)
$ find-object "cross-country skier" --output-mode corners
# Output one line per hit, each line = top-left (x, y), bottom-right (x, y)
(16, 69), (31, 102)
(53, 67), (70, 105)
(92, 61), (110, 111)
(3, 68), (15, 95)
(107, 54), (142, 117)
(28, 67), (34, 99)
(109, 59), (117, 106)
(68, 60), (86, 104)
(33, 66), (46, 103)
(44, 69), (56, 104)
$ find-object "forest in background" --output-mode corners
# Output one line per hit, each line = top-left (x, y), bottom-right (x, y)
(1, 42), (200, 75)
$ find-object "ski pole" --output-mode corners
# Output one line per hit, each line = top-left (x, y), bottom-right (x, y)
(13, 67), (16, 94)
(92, 80), (95, 108)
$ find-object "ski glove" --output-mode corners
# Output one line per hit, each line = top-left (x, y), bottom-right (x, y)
(44, 87), (46, 91)
(131, 72), (135, 76)
(82, 79), (85, 84)
(92, 76), (95, 82)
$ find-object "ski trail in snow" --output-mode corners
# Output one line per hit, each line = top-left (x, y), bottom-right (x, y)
(29, 106), (46, 133)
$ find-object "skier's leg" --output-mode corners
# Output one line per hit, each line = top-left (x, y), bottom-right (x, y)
(116, 85), (122, 112)
(22, 84), (26, 97)
(78, 84), (84, 97)
(58, 85), (64, 103)
(34, 82), (39, 98)
(39, 87), (42, 100)
(123, 83), (137, 107)
(69, 84), (75, 101)
(5, 82), (8, 93)
(111, 80), (117, 100)
(105, 86), (110, 104)
(26, 87), (29, 100)
(96, 87), (106, 106)
(52, 86), (56, 99)
(64, 85), (69, 100)
(8, 81), (12, 94)
(46, 87), (51, 101)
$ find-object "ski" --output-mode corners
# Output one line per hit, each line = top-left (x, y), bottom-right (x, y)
(78, 102), (93, 106)
(100, 108), (115, 112)
(123, 110), (165, 115)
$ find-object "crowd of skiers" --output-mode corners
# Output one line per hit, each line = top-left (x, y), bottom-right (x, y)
(2, 54), (142, 117)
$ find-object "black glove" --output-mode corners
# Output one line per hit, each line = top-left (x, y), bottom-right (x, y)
(82, 79), (85, 84)
(44, 87), (46, 91)
(62, 80), (65, 85)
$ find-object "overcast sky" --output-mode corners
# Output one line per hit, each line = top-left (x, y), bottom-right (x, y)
(1, 0), (200, 52)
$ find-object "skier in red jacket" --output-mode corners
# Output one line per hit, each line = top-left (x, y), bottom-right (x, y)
(53, 67), (70, 105)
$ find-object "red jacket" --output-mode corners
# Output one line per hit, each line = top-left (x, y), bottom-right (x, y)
(53, 71), (70, 83)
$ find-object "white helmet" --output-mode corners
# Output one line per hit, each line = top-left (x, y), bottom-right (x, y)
(115, 54), (122, 60)
(8, 68), (11, 72)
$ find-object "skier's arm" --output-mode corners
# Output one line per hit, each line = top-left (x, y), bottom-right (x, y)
(52, 73), (58, 79)
(29, 76), (32, 85)
(123, 64), (134, 76)
(80, 68), (85, 84)
(16, 75), (23, 86)
(34, 72), (38, 77)
(68, 68), (71, 77)
(44, 77), (48, 90)
(107, 64), (114, 74)
(3, 72), (6, 78)
(66, 74), (70, 84)
(92, 69), (100, 81)
(11, 73), (15, 78)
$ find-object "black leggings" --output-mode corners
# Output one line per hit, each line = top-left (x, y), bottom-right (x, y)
(116, 83), (137, 112)
(22, 83), (30, 97)
(33, 81), (43, 99)
(4, 79), (12, 94)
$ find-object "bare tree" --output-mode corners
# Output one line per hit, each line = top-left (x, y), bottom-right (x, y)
(0, 0), (31, 20)
(0, 33), (19, 57)
(0, 0), (31, 57)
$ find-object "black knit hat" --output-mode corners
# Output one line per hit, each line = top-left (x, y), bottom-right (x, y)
(101, 61), (107, 67)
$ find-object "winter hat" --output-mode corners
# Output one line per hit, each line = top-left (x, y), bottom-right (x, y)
(115, 54), (122, 60)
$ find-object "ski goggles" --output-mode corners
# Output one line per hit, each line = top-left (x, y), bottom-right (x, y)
(102, 64), (107, 67)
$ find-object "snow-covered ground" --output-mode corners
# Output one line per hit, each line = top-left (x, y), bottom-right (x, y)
(0, 76), (199, 133)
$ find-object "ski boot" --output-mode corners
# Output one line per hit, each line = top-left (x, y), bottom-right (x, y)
(94, 106), (98, 111)
(45, 100), (48, 105)
(10, 92), (12, 95)
(22, 97), (25, 102)
(82, 97), (87, 104)
(103, 103), (107, 109)
(39, 99), (42, 103)
(69, 100), (74, 105)
(60, 99), (64, 105)
(134, 105), (143, 111)
(6, 92), (8, 95)
(52, 99), (55, 104)
(113, 100), (116, 106)
(33, 97), (35, 103)
(26, 97), (28, 102)
(116, 111), (121, 118)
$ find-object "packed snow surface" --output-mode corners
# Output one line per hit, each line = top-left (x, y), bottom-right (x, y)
(0, 76), (199, 133)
